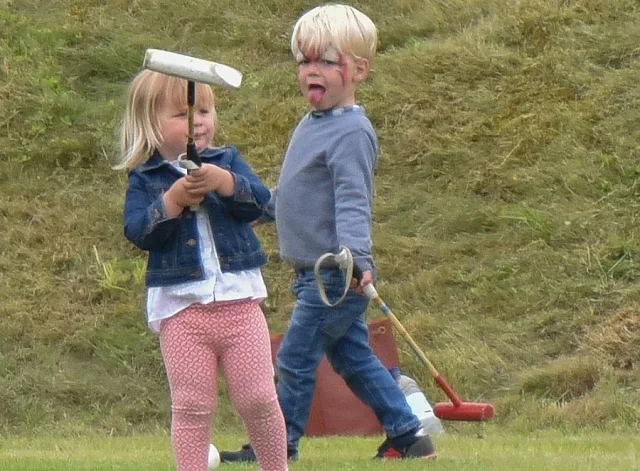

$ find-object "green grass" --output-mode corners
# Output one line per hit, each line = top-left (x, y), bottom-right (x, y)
(1, 429), (639, 471)
(1, 0), (640, 444)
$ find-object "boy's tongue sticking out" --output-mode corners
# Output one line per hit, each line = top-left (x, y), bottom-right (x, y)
(308, 84), (326, 107)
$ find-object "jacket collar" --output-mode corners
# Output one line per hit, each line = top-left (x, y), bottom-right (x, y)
(138, 151), (167, 173)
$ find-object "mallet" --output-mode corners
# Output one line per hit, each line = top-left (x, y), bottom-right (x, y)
(362, 283), (495, 421)
(143, 48), (242, 171)
(347, 261), (494, 422)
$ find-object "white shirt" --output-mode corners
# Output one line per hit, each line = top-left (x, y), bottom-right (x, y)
(145, 162), (267, 333)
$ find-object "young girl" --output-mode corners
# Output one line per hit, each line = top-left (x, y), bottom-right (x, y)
(117, 69), (288, 471)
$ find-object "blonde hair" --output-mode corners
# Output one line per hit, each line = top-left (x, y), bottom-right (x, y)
(116, 69), (216, 171)
(291, 4), (378, 64)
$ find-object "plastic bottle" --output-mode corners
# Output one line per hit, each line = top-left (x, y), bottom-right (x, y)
(390, 367), (445, 435)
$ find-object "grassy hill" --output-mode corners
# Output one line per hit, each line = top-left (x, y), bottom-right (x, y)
(1, 0), (638, 436)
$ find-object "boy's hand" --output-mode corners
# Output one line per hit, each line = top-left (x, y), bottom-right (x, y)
(186, 163), (235, 196)
(350, 269), (373, 295)
(163, 177), (205, 217)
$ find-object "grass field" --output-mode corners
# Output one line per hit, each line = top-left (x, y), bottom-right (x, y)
(1, 429), (639, 471)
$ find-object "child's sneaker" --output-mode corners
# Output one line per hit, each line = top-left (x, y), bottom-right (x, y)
(220, 443), (256, 463)
(374, 434), (437, 460)
(219, 443), (299, 463)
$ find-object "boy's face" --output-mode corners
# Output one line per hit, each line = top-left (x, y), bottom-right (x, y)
(296, 45), (369, 111)
(156, 97), (215, 161)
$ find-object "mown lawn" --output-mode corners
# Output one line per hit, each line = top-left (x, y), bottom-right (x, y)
(0, 428), (638, 471)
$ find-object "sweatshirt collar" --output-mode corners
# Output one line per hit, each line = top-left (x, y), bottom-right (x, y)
(309, 105), (363, 119)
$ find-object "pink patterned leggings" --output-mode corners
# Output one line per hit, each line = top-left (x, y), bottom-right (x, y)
(159, 299), (288, 471)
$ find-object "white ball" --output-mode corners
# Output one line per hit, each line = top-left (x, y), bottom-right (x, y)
(208, 444), (221, 469)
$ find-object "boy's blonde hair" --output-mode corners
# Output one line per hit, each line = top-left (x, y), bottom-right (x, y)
(116, 69), (216, 171)
(291, 4), (378, 64)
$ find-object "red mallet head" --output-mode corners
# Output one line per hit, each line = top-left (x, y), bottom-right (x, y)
(434, 401), (495, 421)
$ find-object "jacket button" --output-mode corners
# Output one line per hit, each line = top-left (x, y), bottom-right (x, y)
(186, 238), (196, 247)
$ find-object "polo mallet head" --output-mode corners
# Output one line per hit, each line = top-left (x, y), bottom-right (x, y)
(142, 49), (243, 208)
(143, 49), (242, 89)
(433, 401), (495, 422)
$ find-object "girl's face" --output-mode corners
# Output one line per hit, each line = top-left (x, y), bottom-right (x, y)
(156, 97), (215, 161)
(296, 45), (368, 111)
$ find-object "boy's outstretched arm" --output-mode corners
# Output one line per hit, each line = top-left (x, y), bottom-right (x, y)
(251, 186), (277, 226)
(209, 146), (271, 223)
(328, 129), (377, 276)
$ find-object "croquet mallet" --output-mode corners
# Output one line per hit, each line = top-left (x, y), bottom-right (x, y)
(315, 250), (495, 422)
(352, 266), (495, 422)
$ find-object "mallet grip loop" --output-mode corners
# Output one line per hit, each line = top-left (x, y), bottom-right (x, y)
(315, 246), (353, 307)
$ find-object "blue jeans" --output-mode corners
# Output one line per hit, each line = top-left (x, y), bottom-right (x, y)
(275, 268), (421, 452)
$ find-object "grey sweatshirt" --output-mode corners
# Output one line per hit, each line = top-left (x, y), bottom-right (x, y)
(275, 106), (378, 272)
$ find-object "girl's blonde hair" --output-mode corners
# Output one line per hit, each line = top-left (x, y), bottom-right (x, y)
(116, 69), (216, 171)
(291, 4), (378, 64)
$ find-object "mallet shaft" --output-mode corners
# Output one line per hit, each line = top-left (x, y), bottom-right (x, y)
(186, 80), (200, 166)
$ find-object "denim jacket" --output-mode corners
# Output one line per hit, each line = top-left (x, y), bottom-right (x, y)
(123, 146), (271, 287)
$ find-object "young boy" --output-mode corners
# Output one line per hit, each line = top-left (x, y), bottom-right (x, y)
(221, 3), (436, 462)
